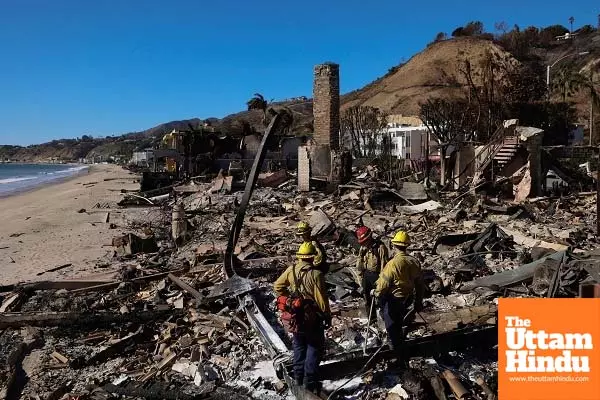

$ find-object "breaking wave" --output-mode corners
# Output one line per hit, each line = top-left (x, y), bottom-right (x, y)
(0, 176), (39, 184)
(0, 164), (89, 196)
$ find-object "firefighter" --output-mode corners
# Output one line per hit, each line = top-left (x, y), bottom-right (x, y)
(273, 242), (331, 393)
(355, 226), (389, 322)
(374, 230), (425, 367)
(296, 221), (328, 272)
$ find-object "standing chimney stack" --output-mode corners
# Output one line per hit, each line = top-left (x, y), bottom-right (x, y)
(298, 62), (350, 191)
(313, 63), (340, 151)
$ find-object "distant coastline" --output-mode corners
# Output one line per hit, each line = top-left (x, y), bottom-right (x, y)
(0, 163), (90, 198)
(0, 160), (76, 164)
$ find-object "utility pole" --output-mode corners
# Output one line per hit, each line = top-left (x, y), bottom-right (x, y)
(424, 130), (430, 183)
(591, 94), (595, 146)
(589, 70), (597, 146)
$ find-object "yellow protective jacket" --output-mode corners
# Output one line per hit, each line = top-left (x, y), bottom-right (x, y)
(273, 260), (331, 315)
(375, 251), (424, 299)
(356, 240), (389, 275)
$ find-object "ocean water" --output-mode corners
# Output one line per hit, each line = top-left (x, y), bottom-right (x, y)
(0, 163), (88, 197)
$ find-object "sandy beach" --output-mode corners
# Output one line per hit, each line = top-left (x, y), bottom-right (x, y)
(0, 164), (140, 285)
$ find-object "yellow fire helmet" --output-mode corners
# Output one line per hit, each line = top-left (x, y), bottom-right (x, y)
(391, 230), (411, 246)
(296, 242), (317, 259)
(296, 221), (311, 235)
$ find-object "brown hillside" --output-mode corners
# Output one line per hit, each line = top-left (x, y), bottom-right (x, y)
(341, 37), (518, 115)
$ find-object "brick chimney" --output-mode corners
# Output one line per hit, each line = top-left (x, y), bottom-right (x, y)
(298, 62), (350, 191)
(313, 63), (340, 150)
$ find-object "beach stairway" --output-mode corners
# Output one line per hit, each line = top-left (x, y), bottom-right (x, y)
(476, 135), (522, 175)
(492, 136), (520, 169)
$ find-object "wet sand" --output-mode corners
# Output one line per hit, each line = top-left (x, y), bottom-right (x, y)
(0, 164), (139, 285)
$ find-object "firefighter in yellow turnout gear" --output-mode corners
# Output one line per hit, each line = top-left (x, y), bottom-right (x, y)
(296, 221), (328, 272)
(355, 226), (388, 322)
(273, 242), (331, 394)
(374, 230), (425, 367)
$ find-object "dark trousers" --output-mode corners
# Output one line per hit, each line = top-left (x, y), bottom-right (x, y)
(379, 295), (408, 361)
(362, 271), (379, 321)
(292, 325), (325, 391)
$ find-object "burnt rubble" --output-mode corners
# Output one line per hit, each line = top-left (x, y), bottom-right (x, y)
(1, 161), (600, 400)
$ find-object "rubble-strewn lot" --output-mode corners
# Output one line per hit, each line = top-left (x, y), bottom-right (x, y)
(1, 164), (599, 400)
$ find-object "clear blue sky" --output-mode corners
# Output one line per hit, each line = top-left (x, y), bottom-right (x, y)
(0, 0), (597, 145)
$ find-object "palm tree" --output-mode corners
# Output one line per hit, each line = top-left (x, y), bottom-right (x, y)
(568, 16), (575, 33)
(552, 67), (581, 102)
(276, 107), (294, 135)
(246, 93), (269, 124)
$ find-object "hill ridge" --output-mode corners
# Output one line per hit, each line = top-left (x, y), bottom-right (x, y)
(2, 31), (599, 161)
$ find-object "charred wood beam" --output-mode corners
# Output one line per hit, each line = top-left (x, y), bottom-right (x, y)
(0, 309), (181, 330)
(103, 382), (217, 400)
(0, 284), (15, 293)
(21, 280), (115, 292)
(36, 263), (73, 276)
(190, 256), (288, 274)
(139, 184), (176, 198)
(69, 269), (187, 295)
(168, 273), (203, 302)
(77, 327), (146, 368)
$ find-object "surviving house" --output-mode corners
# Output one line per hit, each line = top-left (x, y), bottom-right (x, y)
(386, 115), (435, 159)
(131, 149), (155, 167)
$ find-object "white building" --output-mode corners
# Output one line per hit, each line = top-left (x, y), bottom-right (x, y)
(387, 123), (429, 159)
(341, 115), (439, 160)
(131, 149), (154, 166)
(386, 115), (438, 160)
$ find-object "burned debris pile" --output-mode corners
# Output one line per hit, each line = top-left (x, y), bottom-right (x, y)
(0, 265), (279, 400)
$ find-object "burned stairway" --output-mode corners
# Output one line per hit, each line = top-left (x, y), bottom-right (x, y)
(476, 129), (523, 181)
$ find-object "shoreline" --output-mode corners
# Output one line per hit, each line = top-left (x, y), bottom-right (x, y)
(0, 164), (91, 199)
(0, 164), (140, 285)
